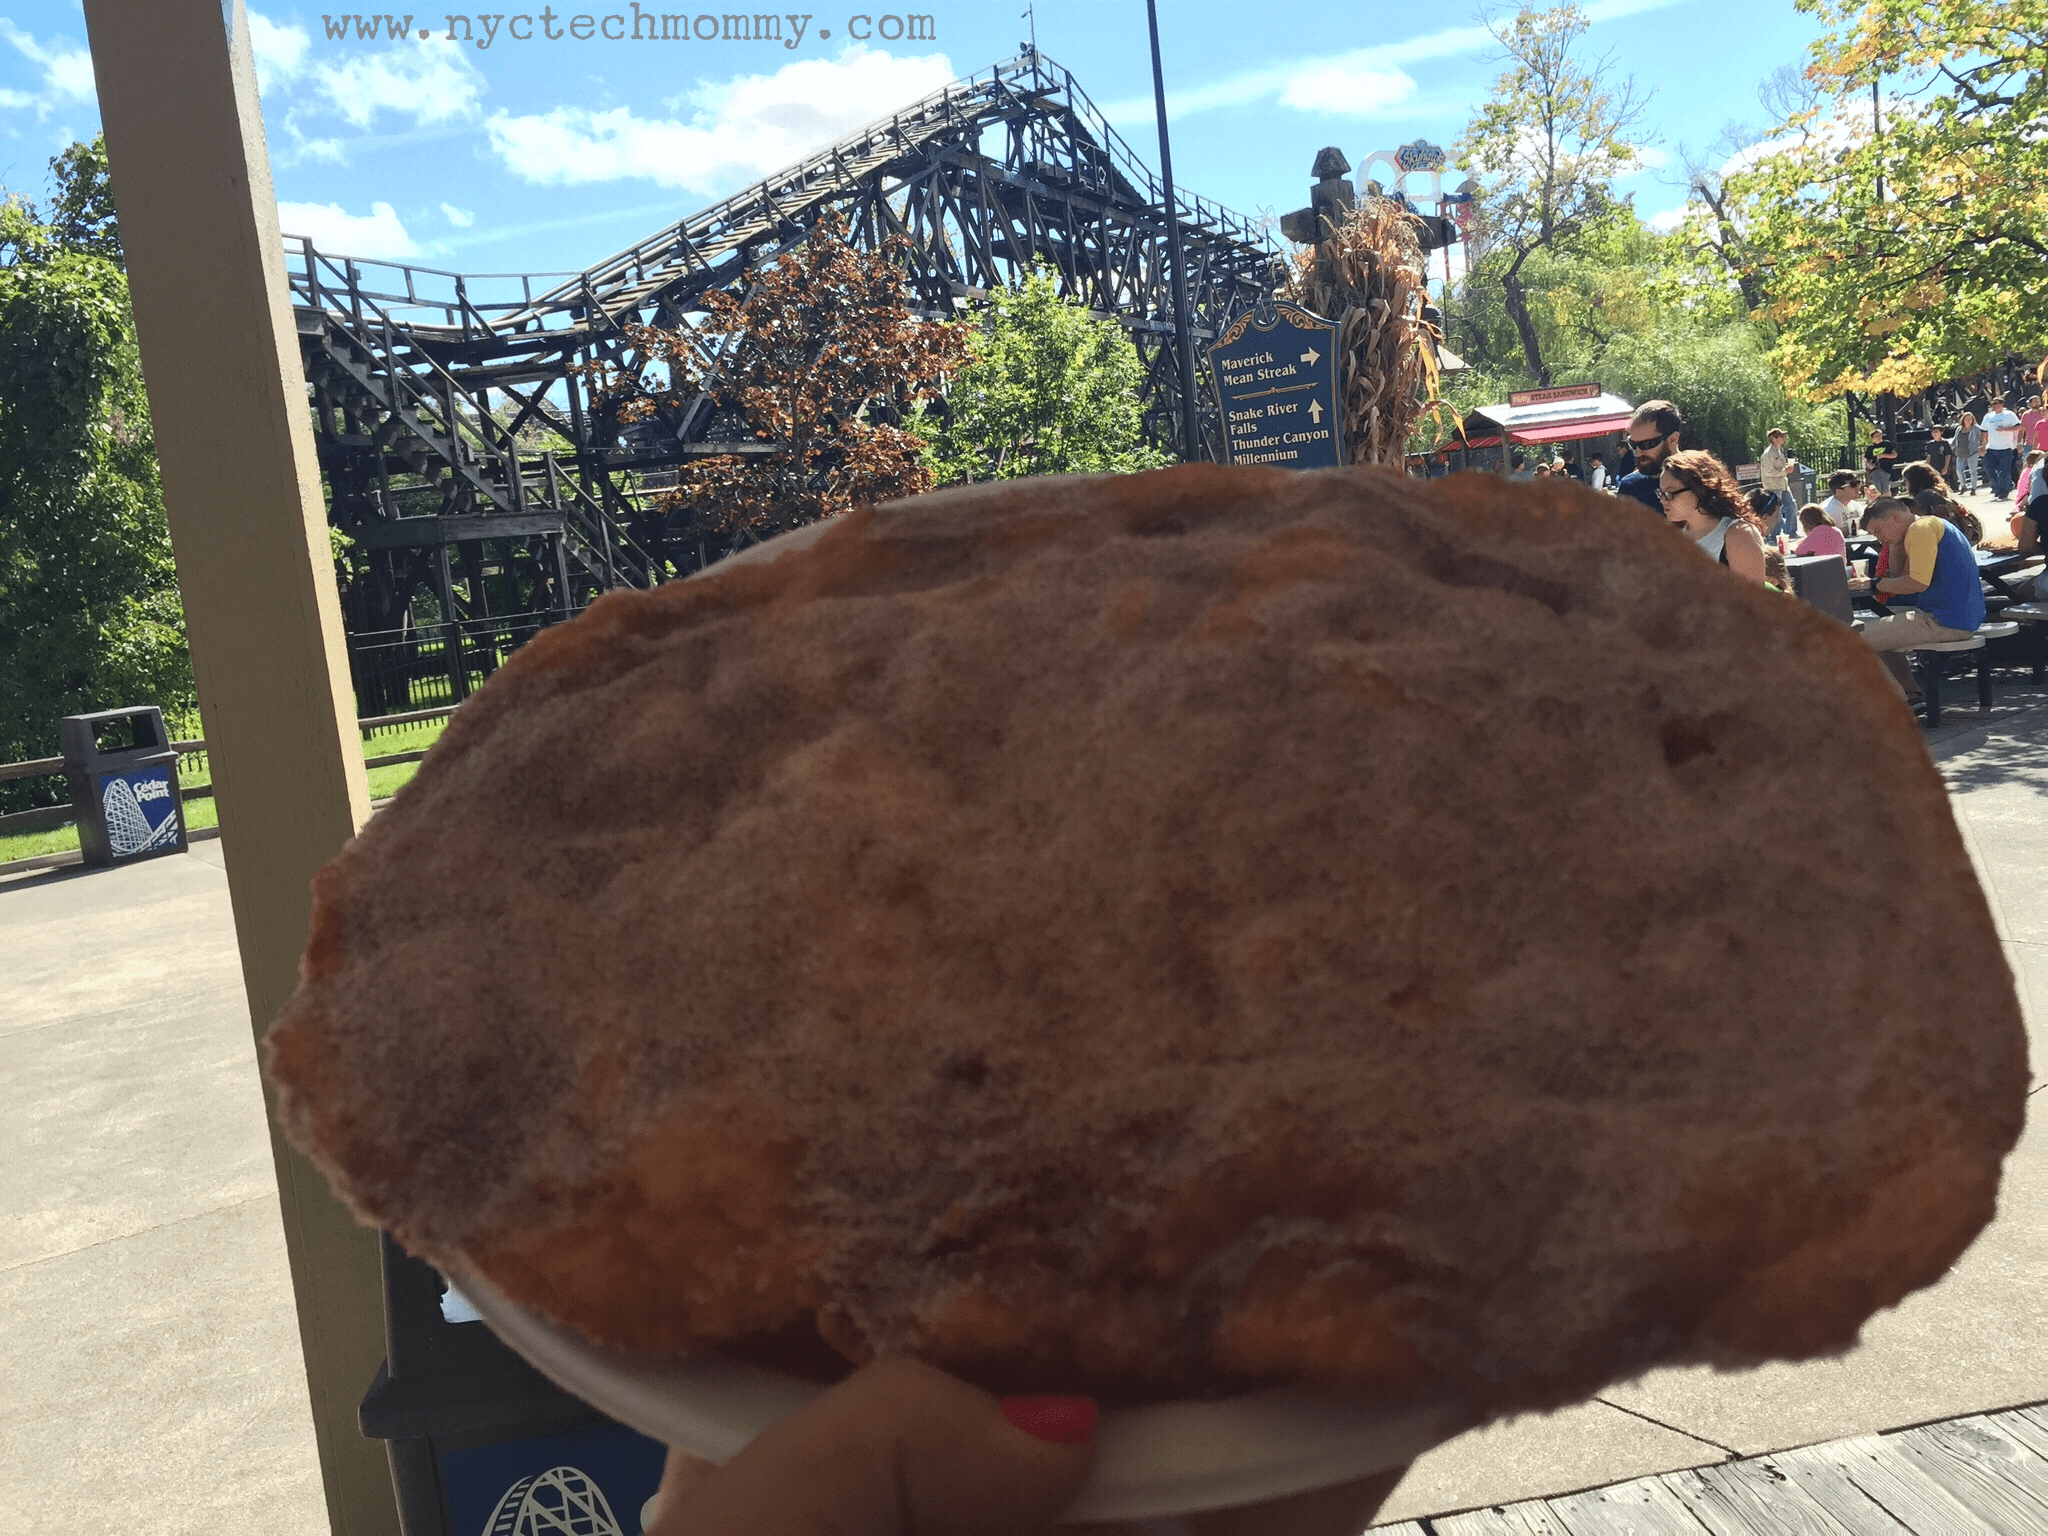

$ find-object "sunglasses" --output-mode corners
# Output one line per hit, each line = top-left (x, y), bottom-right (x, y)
(1627, 435), (1667, 452)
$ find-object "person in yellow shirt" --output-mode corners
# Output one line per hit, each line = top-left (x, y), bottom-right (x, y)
(1852, 497), (1987, 703)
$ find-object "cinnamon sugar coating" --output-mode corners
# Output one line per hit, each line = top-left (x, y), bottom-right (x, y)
(264, 465), (2027, 1414)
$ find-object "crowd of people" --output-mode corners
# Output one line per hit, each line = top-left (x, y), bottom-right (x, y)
(1406, 392), (2048, 715)
(1583, 395), (2048, 714)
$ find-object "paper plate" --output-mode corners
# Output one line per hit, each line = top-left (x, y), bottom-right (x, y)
(447, 1265), (1469, 1524)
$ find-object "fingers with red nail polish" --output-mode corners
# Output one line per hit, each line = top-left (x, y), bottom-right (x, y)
(1000, 1394), (1100, 1445)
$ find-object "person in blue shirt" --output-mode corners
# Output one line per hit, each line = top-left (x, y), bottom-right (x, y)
(1616, 399), (1682, 515)
(1854, 496), (1986, 706)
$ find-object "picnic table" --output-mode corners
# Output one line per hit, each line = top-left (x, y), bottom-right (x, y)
(1976, 547), (2044, 604)
(1840, 541), (2040, 603)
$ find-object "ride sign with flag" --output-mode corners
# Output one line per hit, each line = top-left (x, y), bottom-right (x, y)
(1208, 302), (1345, 469)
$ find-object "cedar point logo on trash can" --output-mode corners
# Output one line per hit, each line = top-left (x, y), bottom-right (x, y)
(101, 770), (180, 859)
(481, 1465), (626, 1536)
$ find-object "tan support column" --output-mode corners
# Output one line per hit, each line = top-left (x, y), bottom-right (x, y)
(80, 3), (392, 1532)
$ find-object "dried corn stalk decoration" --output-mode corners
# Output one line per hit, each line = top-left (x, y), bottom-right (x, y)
(1284, 196), (1447, 466)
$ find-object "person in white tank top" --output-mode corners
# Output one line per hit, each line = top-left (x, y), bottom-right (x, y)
(1657, 450), (1768, 583)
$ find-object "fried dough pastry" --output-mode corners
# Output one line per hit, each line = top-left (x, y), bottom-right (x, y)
(265, 465), (2027, 1414)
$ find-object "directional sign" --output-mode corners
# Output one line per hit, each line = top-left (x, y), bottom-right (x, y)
(1208, 301), (1345, 469)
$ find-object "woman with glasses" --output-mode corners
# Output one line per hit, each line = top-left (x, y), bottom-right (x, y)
(1659, 449), (1769, 583)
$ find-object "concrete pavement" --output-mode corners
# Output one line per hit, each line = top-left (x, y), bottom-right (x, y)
(0, 842), (326, 1536)
(4, 680), (2045, 1535)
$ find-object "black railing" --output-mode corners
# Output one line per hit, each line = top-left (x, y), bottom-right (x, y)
(0, 702), (468, 845)
(348, 608), (575, 717)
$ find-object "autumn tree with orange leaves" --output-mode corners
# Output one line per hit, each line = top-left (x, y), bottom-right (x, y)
(587, 214), (964, 551)
(1730, 0), (2048, 397)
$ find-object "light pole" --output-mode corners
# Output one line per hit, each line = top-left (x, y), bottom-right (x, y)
(1146, 0), (1203, 462)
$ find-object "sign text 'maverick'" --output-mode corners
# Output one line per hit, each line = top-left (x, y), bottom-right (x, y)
(1207, 302), (1345, 470)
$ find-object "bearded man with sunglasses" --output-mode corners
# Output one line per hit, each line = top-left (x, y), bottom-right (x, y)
(1616, 400), (1683, 515)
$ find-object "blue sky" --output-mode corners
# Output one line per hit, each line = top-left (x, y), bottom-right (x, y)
(1, 0), (1829, 282)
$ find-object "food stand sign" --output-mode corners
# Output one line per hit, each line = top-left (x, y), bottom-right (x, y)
(1209, 302), (1345, 469)
(1506, 382), (1601, 408)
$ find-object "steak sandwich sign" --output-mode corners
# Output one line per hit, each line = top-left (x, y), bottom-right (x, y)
(1208, 302), (1345, 469)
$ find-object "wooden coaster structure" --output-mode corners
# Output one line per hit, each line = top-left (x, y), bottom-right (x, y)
(287, 50), (1279, 713)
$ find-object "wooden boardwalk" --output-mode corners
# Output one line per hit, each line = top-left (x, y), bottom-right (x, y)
(1376, 1403), (2048, 1534)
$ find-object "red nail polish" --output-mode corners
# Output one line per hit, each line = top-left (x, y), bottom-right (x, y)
(999, 1394), (1099, 1445)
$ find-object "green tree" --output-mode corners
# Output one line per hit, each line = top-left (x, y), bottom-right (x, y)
(1732, 0), (2048, 396)
(1434, 206), (1846, 469)
(1453, 3), (1650, 385)
(923, 268), (1169, 482)
(1, 137), (191, 808)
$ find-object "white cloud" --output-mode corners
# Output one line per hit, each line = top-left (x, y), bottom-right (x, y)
(1715, 94), (1899, 184)
(1582, 0), (1688, 20)
(1647, 206), (1687, 232)
(1277, 65), (1417, 118)
(1629, 145), (1671, 172)
(277, 199), (421, 258)
(0, 87), (35, 110)
(274, 118), (352, 168)
(249, 12), (311, 92)
(0, 19), (96, 104)
(1107, 40), (1457, 124)
(441, 202), (475, 227)
(1719, 136), (1781, 180)
(313, 35), (484, 127)
(488, 45), (953, 193)
(1103, 0), (1686, 127)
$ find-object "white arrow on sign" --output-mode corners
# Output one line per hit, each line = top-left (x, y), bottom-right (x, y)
(1308, 399), (1324, 423)
(1300, 347), (1321, 365)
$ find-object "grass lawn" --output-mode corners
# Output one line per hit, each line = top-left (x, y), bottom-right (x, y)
(366, 760), (425, 800)
(0, 721), (440, 866)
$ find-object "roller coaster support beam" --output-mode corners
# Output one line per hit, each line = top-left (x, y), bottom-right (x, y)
(84, 1), (393, 1531)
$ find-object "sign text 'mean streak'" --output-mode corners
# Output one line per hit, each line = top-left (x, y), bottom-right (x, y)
(1217, 354), (1310, 389)
(1206, 300), (1344, 470)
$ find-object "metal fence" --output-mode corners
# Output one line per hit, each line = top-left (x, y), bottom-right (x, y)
(0, 703), (461, 843)
(349, 609), (569, 717)
(4, 605), (565, 840)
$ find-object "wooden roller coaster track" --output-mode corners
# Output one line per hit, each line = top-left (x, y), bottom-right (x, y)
(288, 49), (1280, 714)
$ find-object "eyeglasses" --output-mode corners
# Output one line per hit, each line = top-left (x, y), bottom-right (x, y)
(1627, 435), (1667, 452)
(1657, 482), (1692, 503)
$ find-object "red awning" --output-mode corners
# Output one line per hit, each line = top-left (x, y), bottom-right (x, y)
(1507, 412), (1634, 445)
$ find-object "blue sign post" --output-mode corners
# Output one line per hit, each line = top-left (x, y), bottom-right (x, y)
(1208, 302), (1346, 469)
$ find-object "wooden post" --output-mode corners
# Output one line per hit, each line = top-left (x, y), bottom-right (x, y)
(80, 3), (393, 1532)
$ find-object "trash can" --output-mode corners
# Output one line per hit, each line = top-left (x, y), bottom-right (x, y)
(60, 706), (188, 867)
(362, 1235), (668, 1535)
(1787, 554), (1855, 623)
